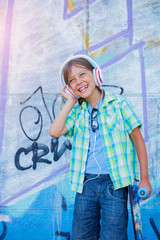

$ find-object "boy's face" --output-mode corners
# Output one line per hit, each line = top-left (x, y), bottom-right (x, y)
(68, 64), (96, 99)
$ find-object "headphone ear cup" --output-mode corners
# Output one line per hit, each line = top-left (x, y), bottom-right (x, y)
(64, 85), (79, 99)
(93, 68), (103, 87)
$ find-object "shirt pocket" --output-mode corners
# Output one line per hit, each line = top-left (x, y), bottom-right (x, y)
(106, 109), (121, 131)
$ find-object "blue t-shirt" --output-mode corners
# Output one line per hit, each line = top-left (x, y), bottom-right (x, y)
(85, 98), (108, 174)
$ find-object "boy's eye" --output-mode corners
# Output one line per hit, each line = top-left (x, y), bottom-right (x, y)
(81, 73), (85, 76)
(69, 79), (74, 84)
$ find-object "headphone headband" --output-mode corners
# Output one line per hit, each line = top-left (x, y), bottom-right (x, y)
(60, 54), (101, 72)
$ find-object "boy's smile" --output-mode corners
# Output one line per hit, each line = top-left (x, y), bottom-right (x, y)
(78, 84), (88, 93)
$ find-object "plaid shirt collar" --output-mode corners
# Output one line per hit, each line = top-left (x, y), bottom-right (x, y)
(80, 91), (117, 111)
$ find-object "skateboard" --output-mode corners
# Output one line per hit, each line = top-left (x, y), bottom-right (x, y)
(128, 182), (149, 240)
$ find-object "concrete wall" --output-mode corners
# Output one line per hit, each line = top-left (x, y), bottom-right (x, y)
(0, 0), (160, 239)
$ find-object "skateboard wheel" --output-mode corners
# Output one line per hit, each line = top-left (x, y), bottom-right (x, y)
(138, 187), (149, 198)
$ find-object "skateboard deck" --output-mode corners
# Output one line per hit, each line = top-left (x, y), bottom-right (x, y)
(128, 183), (148, 240)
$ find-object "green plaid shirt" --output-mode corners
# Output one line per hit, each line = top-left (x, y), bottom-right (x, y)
(64, 91), (142, 193)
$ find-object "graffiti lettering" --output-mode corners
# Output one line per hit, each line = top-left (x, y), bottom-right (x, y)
(51, 138), (72, 162)
(15, 142), (51, 170)
(15, 138), (72, 170)
(20, 86), (52, 123)
(19, 106), (43, 141)
(14, 86), (72, 171)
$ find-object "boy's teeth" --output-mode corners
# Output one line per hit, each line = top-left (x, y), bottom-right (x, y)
(80, 86), (87, 92)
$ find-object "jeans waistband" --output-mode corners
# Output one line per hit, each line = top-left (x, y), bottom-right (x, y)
(85, 173), (111, 181)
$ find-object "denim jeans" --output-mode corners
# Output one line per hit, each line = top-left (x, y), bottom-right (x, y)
(72, 174), (128, 240)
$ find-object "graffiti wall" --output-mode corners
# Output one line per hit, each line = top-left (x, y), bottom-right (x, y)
(0, 0), (160, 239)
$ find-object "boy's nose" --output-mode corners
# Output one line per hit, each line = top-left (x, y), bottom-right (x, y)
(76, 78), (82, 85)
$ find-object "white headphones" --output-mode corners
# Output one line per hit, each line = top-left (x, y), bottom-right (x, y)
(60, 54), (103, 99)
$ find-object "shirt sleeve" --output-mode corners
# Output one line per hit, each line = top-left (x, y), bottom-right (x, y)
(64, 107), (76, 138)
(120, 98), (142, 134)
